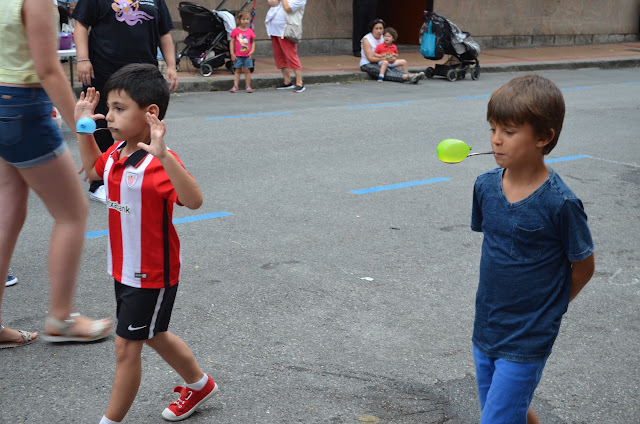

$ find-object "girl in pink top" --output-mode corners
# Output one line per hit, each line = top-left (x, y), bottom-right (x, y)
(229, 11), (256, 93)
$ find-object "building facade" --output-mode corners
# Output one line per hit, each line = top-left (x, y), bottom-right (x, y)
(167, 0), (640, 56)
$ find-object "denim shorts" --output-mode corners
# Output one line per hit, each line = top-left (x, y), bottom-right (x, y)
(233, 56), (254, 69)
(473, 345), (548, 423)
(0, 86), (67, 168)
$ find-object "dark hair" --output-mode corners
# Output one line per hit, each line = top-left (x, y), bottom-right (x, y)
(235, 10), (250, 26)
(487, 74), (565, 155)
(368, 18), (385, 32)
(103, 63), (170, 120)
(384, 27), (398, 41)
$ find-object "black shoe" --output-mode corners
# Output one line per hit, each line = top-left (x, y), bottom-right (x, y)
(293, 85), (305, 93)
(353, 52), (361, 58)
(276, 82), (294, 90)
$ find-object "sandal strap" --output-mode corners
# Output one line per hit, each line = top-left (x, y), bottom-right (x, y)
(45, 315), (108, 338)
(0, 324), (5, 335)
(45, 315), (76, 335)
(18, 330), (35, 343)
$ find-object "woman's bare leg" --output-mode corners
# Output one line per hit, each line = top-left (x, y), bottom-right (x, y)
(19, 150), (90, 328)
(293, 69), (303, 87)
(0, 159), (32, 343)
(395, 59), (408, 72)
(280, 68), (292, 85)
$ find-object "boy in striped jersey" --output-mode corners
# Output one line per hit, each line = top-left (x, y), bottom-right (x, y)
(76, 64), (217, 423)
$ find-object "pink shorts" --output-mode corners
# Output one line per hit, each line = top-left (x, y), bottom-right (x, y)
(270, 36), (302, 70)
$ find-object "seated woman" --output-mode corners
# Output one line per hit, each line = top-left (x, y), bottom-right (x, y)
(360, 19), (424, 84)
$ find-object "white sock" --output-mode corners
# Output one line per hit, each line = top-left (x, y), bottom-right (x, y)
(100, 416), (120, 424)
(186, 373), (208, 391)
(379, 74), (384, 78)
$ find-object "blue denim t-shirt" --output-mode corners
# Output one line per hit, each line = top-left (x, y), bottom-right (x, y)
(471, 168), (593, 363)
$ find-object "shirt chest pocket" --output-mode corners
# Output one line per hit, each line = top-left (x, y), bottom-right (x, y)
(510, 224), (546, 262)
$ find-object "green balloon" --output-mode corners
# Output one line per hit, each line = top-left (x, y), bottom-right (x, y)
(437, 138), (471, 163)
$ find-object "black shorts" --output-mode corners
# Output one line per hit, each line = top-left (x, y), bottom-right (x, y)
(114, 280), (178, 341)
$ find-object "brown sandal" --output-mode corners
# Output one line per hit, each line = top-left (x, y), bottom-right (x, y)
(0, 324), (38, 349)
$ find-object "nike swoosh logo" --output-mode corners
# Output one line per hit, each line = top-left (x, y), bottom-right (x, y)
(128, 325), (147, 331)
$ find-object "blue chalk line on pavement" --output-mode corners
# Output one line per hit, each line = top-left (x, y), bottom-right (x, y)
(352, 177), (451, 194)
(351, 155), (588, 195)
(85, 211), (232, 239)
(545, 154), (591, 163)
(206, 111), (293, 120)
(346, 102), (410, 109)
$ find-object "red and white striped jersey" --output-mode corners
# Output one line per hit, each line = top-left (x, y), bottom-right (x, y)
(95, 141), (185, 289)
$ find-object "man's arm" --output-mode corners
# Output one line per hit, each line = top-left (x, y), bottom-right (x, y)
(569, 253), (595, 302)
(74, 21), (94, 86)
(159, 32), (178, 91)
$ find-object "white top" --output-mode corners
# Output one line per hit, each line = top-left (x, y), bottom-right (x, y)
(265, 0), (306, 38)
(359, 32), (383, 67)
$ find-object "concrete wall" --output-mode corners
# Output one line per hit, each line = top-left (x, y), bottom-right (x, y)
(168, 0), (352, 39)
(441, 0), (639, 36)
(167, 0), (640, 55)
(436, 0), (640, 48)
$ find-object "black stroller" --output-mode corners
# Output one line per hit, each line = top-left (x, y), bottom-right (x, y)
(176, 0), (253, 77)
(419, 11), (481, 82)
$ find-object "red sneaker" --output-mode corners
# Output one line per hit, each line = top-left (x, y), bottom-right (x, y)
(161, 376), (218, 421)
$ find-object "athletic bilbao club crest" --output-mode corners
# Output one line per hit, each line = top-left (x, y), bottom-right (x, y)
(126, 172), (138, 188)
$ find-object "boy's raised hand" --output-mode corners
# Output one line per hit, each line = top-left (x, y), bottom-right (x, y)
(138, 112), (168, 159)
(75, 87), (105, 123)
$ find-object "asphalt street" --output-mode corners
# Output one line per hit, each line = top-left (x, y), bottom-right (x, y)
(1, 68), (639, 423)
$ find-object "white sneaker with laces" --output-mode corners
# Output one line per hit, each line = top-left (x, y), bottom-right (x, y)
(89, 185), (107, 204)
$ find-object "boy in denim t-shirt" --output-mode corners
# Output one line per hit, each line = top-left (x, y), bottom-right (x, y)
(470, 75), (595, 424)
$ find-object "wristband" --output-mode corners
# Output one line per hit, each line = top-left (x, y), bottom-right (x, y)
(77, 59), (91, 62)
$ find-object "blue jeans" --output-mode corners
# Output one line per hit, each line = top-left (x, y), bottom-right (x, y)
(0, 86), (66, 168)
(233, 56), (254, 69)
(473, 345), (548, 424)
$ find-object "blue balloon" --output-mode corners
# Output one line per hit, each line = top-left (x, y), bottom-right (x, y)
(76, 116), (97, 134)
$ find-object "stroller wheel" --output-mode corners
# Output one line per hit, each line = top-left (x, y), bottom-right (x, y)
(471, 66), (480, 80)
(225, 60), (235, 74)
(425, 67), (435, 79)
(446, 69), (458, 82)
(200, 63), (213, 77)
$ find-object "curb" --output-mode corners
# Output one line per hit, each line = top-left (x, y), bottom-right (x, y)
(476, 57), (640, 73)
(173, 57), (640, 93)
(73, 57), (640, 95)
(172, 71), (368, 93)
